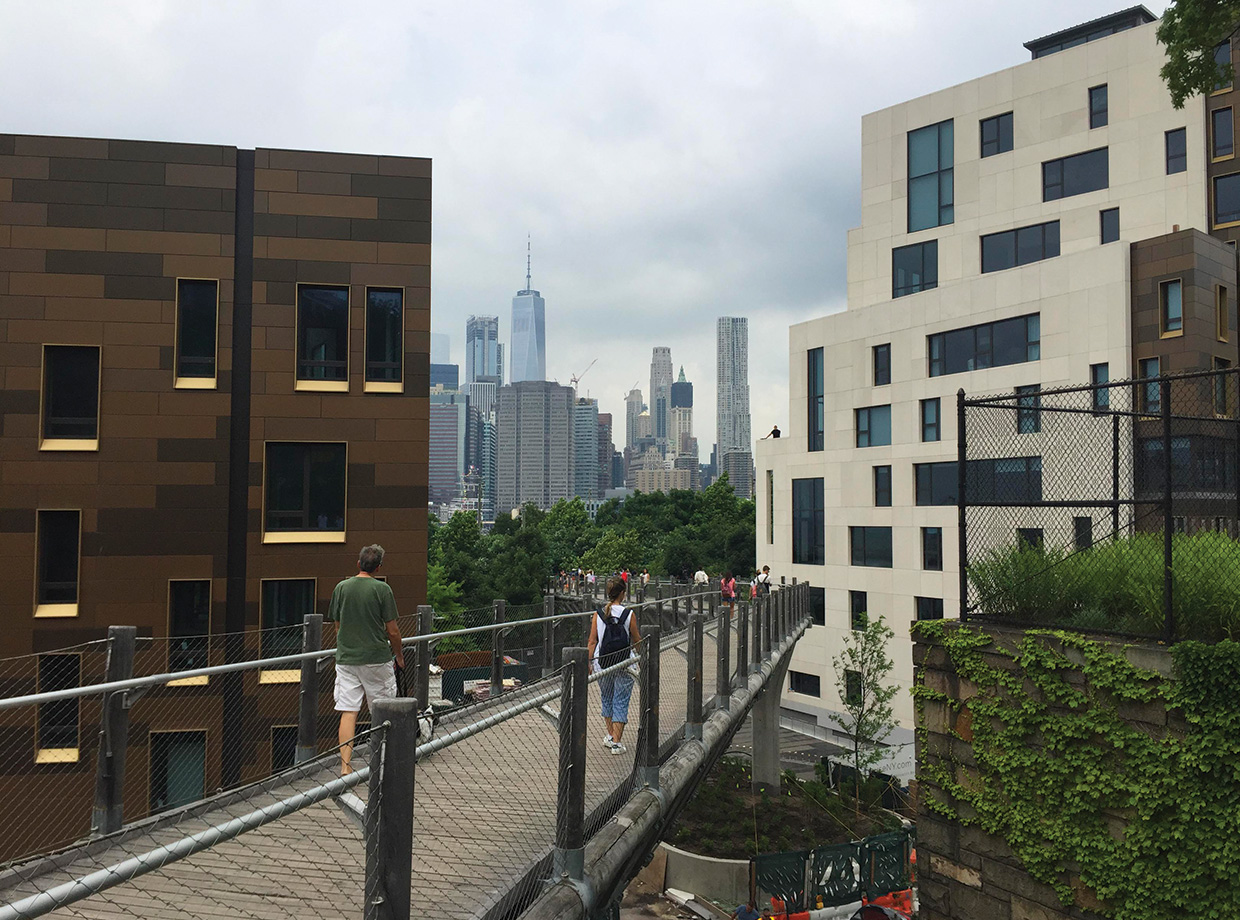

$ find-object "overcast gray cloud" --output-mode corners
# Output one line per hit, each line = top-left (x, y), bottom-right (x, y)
(0, 0), (1168, 456)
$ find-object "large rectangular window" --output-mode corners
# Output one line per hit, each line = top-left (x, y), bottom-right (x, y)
(1166, 128), (1187, 175)
(849, 526), (893, 568)
(908, 119), (953, 232)
(855, 405), (891, 447)
(1074, 516), (1094, 551)
(1100, 208), (1120, 244)
(1016, 385), (1042, 434)
(915, 597), (944, 621)
(1140, 357), (1161, 414)
(789, 671), (821, 697)
(792, 478), (825, 566)
(365, 287), (403, 391)
(808, 348), (824, 451)
(1216, 40), (1233, 92)
(260, 579), (316, 683)
(915, 462), (958, 506)
(37, 654), (80, 762)
(968, 457), (1043, 504)
(174, 279), (218, 387)
(980, 112), (1013, 158)
(809, 587), (825, 626)
(1213, 108), (1234, 160)
(766, 470), (774, 544)
(1214, 173), (1240, 226)
(169, 580), (210, 675)
(36, 510), (80, 617)
(928, 314), (1040, 377)
(849, 591), (868, 631)
(892, 241), (937, 298)
(1089, 85), (1108, 128)
(296, 284), (349, 388)
(1091, 362), (1110, 412)
(1161, 279), (1183, 335)
(922, 527), (943, 571)
(264, 442), (347, 540)
(41, 345), (100, 450)
(982, 221), (1060, 273)
(873, 344), (891, 387)
(1043, 148), (1108, 201)
(149, 731), (206, 813)
(921, 398), (941, 442)
(873, 465), (892, 507)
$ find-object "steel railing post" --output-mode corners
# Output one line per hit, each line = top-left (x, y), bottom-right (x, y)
(543, 595), (555, 677)
(295, 614), (323, 764)
(686, 612), (703, 740)
(638, 625), (661, 790)
(657, 598), (667, 633)
(554, 648), (589, 882)
(751, 596), (762, 674)
(1162, 377), (1174, 643)
(491, 598), (506, 699)
(737, 599), (749, 684)
(365, 699), (418, 920)
(415, 606), (433, 711)
(716, 596), (730, 712)
(671, 589), (680, 631)
(91, 625), (136, 836)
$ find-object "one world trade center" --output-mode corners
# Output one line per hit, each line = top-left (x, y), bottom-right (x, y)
(510, 241), (546, 382)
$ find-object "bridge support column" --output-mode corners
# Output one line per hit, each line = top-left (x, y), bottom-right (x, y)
(685, 613), (703, 740)
(295, 614), (322, 764)
(637, 626), (660, 790)
(365, 698), (418, 920)
(554, 648), (589, 882)
(491, 598), (506, 699)
(415, 605), (434, 710)
(91, 625), (136, 836)
(751, 652), (793, 794)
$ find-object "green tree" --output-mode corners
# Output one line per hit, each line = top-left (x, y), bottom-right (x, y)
(1157, 1), (1240, 108)
(431, 512), (488, 610)
(831, 615), (899, 810)
(540, 498), (598, 573)
(580, 529), (644, 574)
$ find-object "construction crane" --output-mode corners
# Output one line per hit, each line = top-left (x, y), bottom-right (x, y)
(570, 358), (597, 393)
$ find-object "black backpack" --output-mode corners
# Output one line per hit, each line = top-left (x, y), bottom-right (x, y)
(598, 606), (632, 668)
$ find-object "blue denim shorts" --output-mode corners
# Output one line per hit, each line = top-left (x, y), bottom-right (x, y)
(599, 670), (635, 723)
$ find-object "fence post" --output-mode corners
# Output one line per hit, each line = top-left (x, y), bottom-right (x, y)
(365, 699), (418, 920)
(638, 625), (661, 790)
(1162, 377), (1174, 643)
(716, 596), (730, 712)
(763, 594), (773, 658)
(415, 605), (433, 712)
(554, 648), (589, 881)
(686, 611), (703, 740)
(751, 597), (762, 674)
(91, 625), (136, 836)
(295, 614), (322, 764)
(737, 599), (749, 685)
(671, 589), (680, 630)
(1112, 412), (1121, 542)
(543, 595), (555, 676)
(491, 598), (506, 699)
(957, 388), (969, 619)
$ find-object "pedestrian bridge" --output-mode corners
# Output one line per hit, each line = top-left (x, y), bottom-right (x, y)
(0, 584), (811, 920)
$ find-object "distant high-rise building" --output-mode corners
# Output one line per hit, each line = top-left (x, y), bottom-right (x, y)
(466, 377), (499, 420)
(716, 317), (751, 455)
(625, 388), (643, 450)
(430, 363), (459, 390)
(597, 413), (615, 496)
(573, 398), (600, 501)
(430, 332), (451, 365)
(650, 347), (673, 454)
(720, 449), (753, 501)
(465, 315), (503, 384)
(496, 380), (573, 513)
(671, 366), (692, 409)
(510, 241), (546, 383)
(429, 386), (470, 505)
(669, 367), (694, 459)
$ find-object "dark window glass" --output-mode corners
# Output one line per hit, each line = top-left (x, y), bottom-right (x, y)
(1100, 208), (1120, 244)
(980, 112), (1014, 157)
(849, 526), (893, 568)
(767, 470), (775, 544)
(37, 510), (80, 605)
(1074, 516), (1093, 551)
(928, 314), (1040, 377)
(915, 462), (959, 506)
(1166, 128), (1187, 174)
(1214, 357), (1231, 415)
(1017, 528), (1044, 549)
(982, 221), (1061, 272)
(845, 670), (862, 705)
(1161, 279), (1183, 334)
(1215, 173), (1240, 225)
(922, 527), (943, 571)
(176, 280), (218, 380)
(915, 597), (944, 621)
(809, 587), (825, 626)
(789, 671), (821, 697)
(271, 726), (298, 772)
(261, 579), (316, 659)
(1043, 148), (1108, 201)
(1091, 362), (1110, 412)
(169, 580), (210, 672)
(873, 344), (891, 386)
(43, 346), (99, 440)
(873, 465), (892, 507)
(265, 443), (346, 533)
(1214, 108), (1234, 159)
(297, 285), (349, 381)
(855, 405), (892, 447)
(792, 478), (825, 565)
(921, 398), (941, 442)
(1140, 357), (1161, 414)
(1089, 85), (1108, 128)
(908, 120), (954, 232)
(1016, 385), (1041, 434)
(1216, 41), (1233, 91)
(850, 590), (868, 631)
(149, 731), (206, 812)
(808, 348), (824, 451)
(1136, 434), (1238, 495)
(892, 241), (938, 298)
(37, 654), (79, 750)
(365, 288), (403, 383)
(967, 457), (1043, 504)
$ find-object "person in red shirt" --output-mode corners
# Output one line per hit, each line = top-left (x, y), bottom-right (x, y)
(620, 568), (630, 600)
(720, 570), (737, 618)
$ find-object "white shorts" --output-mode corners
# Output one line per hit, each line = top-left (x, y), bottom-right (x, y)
(333, 662), (397, 712)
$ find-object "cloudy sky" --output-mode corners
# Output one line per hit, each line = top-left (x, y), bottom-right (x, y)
(2, 0), (1168, 455)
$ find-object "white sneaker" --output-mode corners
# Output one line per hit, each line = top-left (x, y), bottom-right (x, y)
(609, 741), (626, 755)
(602, 734), (617, 749)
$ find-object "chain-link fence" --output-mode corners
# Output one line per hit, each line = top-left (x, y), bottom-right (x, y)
(961, 367), (1240, 643)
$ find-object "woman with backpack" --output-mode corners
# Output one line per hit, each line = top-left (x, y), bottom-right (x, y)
(587, 576), (641, 754)
(720, 570), (737, 617)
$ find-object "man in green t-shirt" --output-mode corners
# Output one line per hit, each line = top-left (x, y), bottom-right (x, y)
(327, 544), (403, 774)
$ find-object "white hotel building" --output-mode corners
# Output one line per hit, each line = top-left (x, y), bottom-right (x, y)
(757, 7), (1240, 768)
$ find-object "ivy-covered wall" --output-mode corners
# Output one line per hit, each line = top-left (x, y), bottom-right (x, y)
(911, 621), (1240, 920)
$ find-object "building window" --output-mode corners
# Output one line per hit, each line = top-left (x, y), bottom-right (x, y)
(849, 526), (893, 568)
(873, 465), (892, 507)
(271, 725), (298, 773)
(168, 580), (210, 674)
(789, 671), (821, 697)
(1088, 85), (1108, 128)
(1043, 148), (1108, 201)
(1213, 173), (1240, 226)
(1214, 357), (1231, 415)
(980, 112), (1013, 158)
(264, 442), (347, 540)
(1216, 40), (1233, 92)
(260, 579), (315, 684)
(892, 241), (937, 298)
(968, 457), (1043, 503)
(792, 478), (825, 566)
(296, 284), (349, 388)
(981, 221), (1060, 273)
(36, 654), (80, 762)
(873, 344), (891, 386)
(1161, 279), (1183, 336)
(922, 527), (943, 571)
(766, 470), (774, 544)
(364, 287), (403, 391)
(174, 279), (218, 387)
(921, 398), (941, 442)
(1016, 385), (1042, 434)
(1074, 516), (1093, 551)
(1017, 528), (1044, 550)
(809, 587), (826, 626)
(855, 405), (891, 447)
(149, 731), (206, 812)
(1213, 108), (1234, 160)
(1165, 128), (1187, 175)
(1100, 208), (1120, 244)
(1091, 362), (1110, 412)
(35, 510), (80, 617)
(849, 591), (868, 631)
(1218, 286), (1230, 342)
(845, 670), (862, 705)
(915, 462), (958, 506)
(929, 314), (1039, 377)
(908, 119), (954, 232)
(808, 348), (824, 451)
(915, 597), (944, 621)
(1140, 357), (1161, 414)
(41, 345), (100, 450)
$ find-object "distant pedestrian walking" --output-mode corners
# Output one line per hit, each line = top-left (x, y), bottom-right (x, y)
(720, 570), (737, 617)
(756, 565), (772, 596)
(588, 577), (641, 754)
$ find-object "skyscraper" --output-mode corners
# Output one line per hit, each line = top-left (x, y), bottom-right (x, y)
(465, 315), (503, 384)
(510, 242), (546, 383)
(573, 397), (600, 501)
(495, 380), (574, 513)
(670, 366), (693, 458)
(429, 386), (470, 506)
(650, 346), (673, 454)
(597, 412), (615, 495)
(717, 317), (752, 499)
(625, 388), (643, 451)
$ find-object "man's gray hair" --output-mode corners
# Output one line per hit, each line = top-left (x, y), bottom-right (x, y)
(359, 544), (385, 573)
